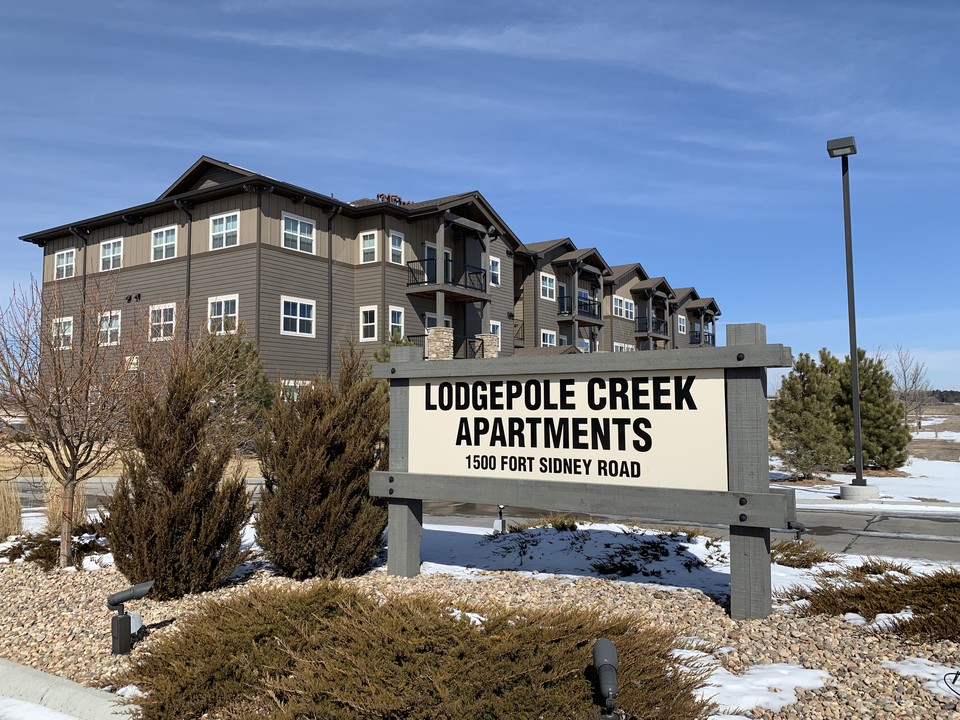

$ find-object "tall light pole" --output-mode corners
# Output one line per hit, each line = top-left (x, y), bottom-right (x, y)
(827, 136), (877, 500)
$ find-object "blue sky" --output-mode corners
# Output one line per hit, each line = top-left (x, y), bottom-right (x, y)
(2, 1), (958, 388)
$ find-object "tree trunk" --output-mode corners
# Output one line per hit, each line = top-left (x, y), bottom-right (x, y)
(60, 478), (76, 569)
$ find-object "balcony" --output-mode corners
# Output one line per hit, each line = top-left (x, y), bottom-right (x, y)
(557, 296), (602, 324)
(406, 259), (487, 303)
(690, 330), (716, 347)
(636, 316), (669, 336)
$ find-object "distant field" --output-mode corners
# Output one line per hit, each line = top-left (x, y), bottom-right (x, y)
(909, 403), (960, 462)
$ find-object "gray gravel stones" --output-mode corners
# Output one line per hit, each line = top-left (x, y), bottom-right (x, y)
(1, 562), (958, 719)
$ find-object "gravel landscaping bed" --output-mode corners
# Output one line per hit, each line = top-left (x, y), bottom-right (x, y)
(1, 561), (958, 719)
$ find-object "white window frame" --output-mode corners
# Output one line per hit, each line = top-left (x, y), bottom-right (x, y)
(282, 212), (315, 254)
(210, 211), (240, 250)
(541, 329), (557, 347)
(540, 272), (556, 301)
(52, 316), (73, 349)
(149, 303), (176, 341)
(54, 249), (75, 280)
(389, 231), (404, 265)
(360, 231), (377, 264)
(613, 295), (635, 320)
(208, 294), (239, 335)
(577, 338), (591, 353)
(388, 305), (404, 340)
(359, 305), (378, 342)
(614, 342), (637, 352)
(280, 296), (315, 338)
(100, 239), (122, 271)
(98, 310), (121, 346)
(489, 256), (501, 287)
(678, 314), (687, 334)
(280, 379), (312, 401)
(424, 312), (453, 329)
(490, 320), (502, 350)
(152, 226), (177, 262)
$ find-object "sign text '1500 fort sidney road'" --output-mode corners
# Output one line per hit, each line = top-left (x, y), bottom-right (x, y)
(406, 369), (728, 491)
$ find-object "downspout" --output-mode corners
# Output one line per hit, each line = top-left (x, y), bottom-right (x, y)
(68, 226), (90, 347)
(174, 200), (193, 343)
(532, 255), (539, 347)
(380, 212), (387, 345)
(326, 205), (342, 378)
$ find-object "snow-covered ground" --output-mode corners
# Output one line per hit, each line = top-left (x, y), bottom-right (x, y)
(4, 454), (960, 719)
(771, 457), (960, 512)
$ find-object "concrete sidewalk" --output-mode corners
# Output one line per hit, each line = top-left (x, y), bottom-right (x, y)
(0, 659), (132, 720)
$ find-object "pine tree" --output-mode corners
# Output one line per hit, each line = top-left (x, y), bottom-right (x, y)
(255, 344), (389, 579)
(771, 352), (846, 477)
(103, 339), (253, 600)
(835, 349), (911, 470)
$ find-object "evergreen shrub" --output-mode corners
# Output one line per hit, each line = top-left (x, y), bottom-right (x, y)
(102, 338), (253, 600)
(255, 345), (388, 579)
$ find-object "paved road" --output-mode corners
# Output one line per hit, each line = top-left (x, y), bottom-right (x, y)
(16, 477), (960, 563)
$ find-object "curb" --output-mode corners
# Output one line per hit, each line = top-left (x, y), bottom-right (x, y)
(0, 659), (133, 720)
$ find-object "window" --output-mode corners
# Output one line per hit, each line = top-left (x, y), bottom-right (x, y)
(54, 249), (75, 280)
(541, 329), (557, 347)
(98, 311), (120, 346)
(52, 317), (73, 349)
(540, 272), (556, 301)
(149, 303), (176, 341)
(490, 320), (502, 350)
(613, 295), (635, 320)
(389, 232), (404, 265)
(389, 306), (404, 340)
(208, 294), (239, 335)
(678, 315), (687, 334)
(280, 379), (311, 401)
(360, 306), (377, 342)
(100, 239), (122, 271)
(577, 338), (591, 353)
(210, 212), (239, 250)
(424, 313), (452, 328)
(614, 342), (636, 352)
(282, 213), (314, 254)
(360, 231), (377, 263)
(152, 226), (177, 261)
(281, 296), (315, 337)
(559, 335), (569, 346)
(489, 257), (501, 287)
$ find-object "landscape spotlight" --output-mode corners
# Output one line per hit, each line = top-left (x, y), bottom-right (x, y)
(107, 579), (154, 655)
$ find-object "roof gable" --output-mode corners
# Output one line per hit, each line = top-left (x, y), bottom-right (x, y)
(156, 156), (256, 200)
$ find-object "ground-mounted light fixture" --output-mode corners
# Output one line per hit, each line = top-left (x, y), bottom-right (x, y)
(593, 638), (619, 715)
(826, 135), (878, 500)
(107, 579), (155, 655)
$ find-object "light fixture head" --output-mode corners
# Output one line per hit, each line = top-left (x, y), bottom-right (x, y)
(827, 136), (857, 158)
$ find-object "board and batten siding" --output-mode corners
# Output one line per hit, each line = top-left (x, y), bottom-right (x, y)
(257, 246), (332, 380)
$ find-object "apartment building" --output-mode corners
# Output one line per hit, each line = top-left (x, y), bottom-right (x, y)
(21, 156), (722, 378)
(21, 157), (523, 379)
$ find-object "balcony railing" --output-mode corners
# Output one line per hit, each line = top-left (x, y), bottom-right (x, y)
(636, 316), (669, 336)
(407, 333), (482, 359)
(513, 319), (524, 347)
(690, 331), (716, 347)
(557, 297), (601, 319)
(455, 335), (482, 359)
(407, 259), (487, 293)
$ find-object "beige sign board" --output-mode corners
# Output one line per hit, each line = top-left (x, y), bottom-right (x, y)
(406, 368), (728, 491)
